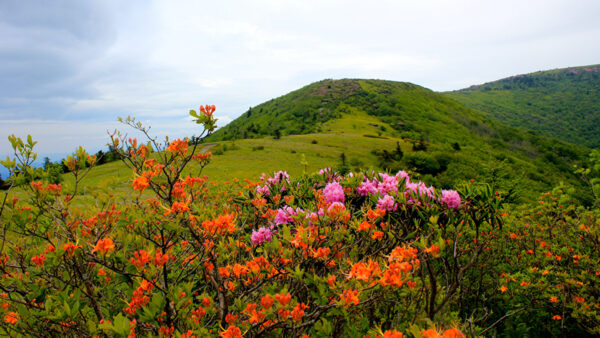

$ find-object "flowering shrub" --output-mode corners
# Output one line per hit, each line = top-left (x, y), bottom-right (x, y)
(0, 107), (597, 336)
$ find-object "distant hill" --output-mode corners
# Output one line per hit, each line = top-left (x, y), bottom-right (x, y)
(444, 65), (600, 148)
(209, 79), (591, 202)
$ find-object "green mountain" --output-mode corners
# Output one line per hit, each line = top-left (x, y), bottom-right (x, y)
(209, 79), (590, 202)
(444, 65), (600, 148)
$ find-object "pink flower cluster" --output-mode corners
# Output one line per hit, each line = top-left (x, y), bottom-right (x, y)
(274, 206), (303, 225)
(256, 185), (270, 196)
(441, 190), (461, 209)
(377, 195), (397, 211)
(405, 181), (435, 200)
(262, 170), (290, 186)
(251, 226), (275, 246)
(323, 182), (345, 204)
(357, 171), (409, 197)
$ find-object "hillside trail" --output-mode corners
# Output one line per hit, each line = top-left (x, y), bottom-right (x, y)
(199, 143), (216, 152)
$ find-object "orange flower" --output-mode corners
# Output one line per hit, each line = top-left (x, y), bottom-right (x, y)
(291, 303), (309, 322)
(425, 244), (440, 257)
(357, 221), (374, 232)
(225, 313), (238, 324)
(383, 330), (403, 338)
(275, 292), (292, 306)
(165, 201), (190, 215)
(552, 315), (562, 320)
(63, 242), (81, 256)
(312, 247), (331, 259)
(221, 325), (242, 338)
(372, 231), (384, 240)
(421, 328), (440, 338)
(31, 254), (46, 267)
(327, 275), (336, 288)
(93, 238), (115, 253)
(167, 139), (189, 155)
(442, 328), (465, 338)
(260, 295), (274, 310)
(130, 250), (151, 270)
(154, 250), (169, 267)
(132, 175), (149, 191)
(4, 312), (19, 324)
(339, 289), (360, 306)
(550, 296), (558, 303)
(499, 286), (507, 293)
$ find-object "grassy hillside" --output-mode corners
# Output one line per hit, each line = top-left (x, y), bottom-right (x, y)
(204, 79), (590, 202)
(5, 79), (592, 205)
(444, 65), (600, 148)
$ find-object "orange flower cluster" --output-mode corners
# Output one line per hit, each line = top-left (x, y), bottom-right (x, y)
(201, 214), (236, 235)
(380, 246), (419, 287)
(244, 303), (265, 323)
(421, 328), (465, 338)
(92, 238), (115, 254)
(193, 151), (212, 163)
(3, 311), (19, 324)
(291, 303), (309, 322)
(31, 254), (46, 267)
(130, 249), (152, 270)
(383, 330), (403, 338)
(63, 242), (82, 256)
(340, 289), (360, 306)
(221, 325), (242, 338)
(167, 139), (189, 155)
(125, 280), (154, 315)
(200, 105), (216, 117)
(30, 181), (62, 195)
(164, 201), (191, 216)
(311, 247), (331, 259)
(348, 260), (381, 282)
(275, 292), (292, 306)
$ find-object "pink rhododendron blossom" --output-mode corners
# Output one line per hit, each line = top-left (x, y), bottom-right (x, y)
(274, 206), (303, 225)
(251, 227), (275, 245)
(267, 171), (290, 185)
(441, 190), (461, 209)
(357, 180), (378, 196)
(323, 182), (345, 204)
(256, 185), (270, 196)
(377, 195), (397, 211)
(397, 170), (410, 183)
(406, 181), (435, 200)
(377, 173), (399, 195)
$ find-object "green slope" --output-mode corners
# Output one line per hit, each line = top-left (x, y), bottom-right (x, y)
(444, 65), (600, 148)
(208, 79), (590, 202)
(8, 79), (591, 205)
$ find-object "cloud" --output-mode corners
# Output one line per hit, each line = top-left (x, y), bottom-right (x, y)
(0, 0), (599, 158)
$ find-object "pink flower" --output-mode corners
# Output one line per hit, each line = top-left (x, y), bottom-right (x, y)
(274, 206), (302, 225)
(397, 170), (410, 183)
(441, 190), (461, 209)
(256, 185), (270, 196)
(377, 195), (397, 211)
(267, 171), (290, 185)
(406, 181), (435, 200)
(251, 227), (275, 245)
(323, 182), (345, 204)
(377, 173), (399, 195)
(357, 179), (378, 196)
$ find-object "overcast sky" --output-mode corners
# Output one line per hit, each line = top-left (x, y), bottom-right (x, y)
(1, 0), (599, 164)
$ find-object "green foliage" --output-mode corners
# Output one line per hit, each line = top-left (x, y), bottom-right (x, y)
(445, 65), (600, 148)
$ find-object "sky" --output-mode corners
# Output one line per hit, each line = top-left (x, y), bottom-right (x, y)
(1, 0), (599, 173)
